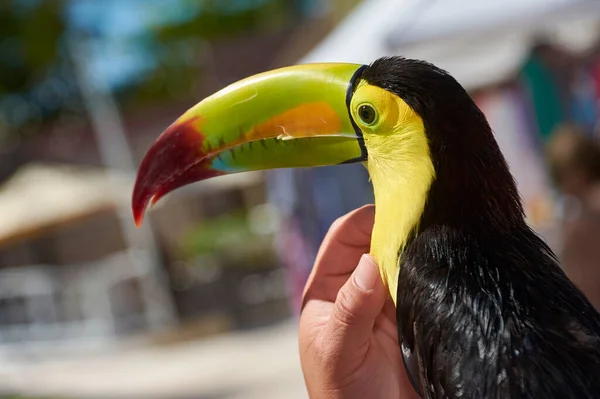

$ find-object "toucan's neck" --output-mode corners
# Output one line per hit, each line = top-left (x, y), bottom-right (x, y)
(367, 121), (524, 304)
(366, 124), (435, 304)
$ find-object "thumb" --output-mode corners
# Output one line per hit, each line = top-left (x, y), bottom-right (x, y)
(325, 254), (387, 349)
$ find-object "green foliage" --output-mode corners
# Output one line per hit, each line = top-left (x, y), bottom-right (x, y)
(156, 0), (292, 41)
(0, 0), (66, 96)
(180, 211), (277, 270)
(0, 0), (71, 141)
(182, 211), (250, 255)
(121, 0), (294, 109)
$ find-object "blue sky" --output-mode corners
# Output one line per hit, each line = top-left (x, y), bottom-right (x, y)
(66, 0), (201, 88)
(64, 0), (279, 88)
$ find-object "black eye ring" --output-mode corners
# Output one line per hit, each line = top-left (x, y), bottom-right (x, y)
(358, 104), (376, 125)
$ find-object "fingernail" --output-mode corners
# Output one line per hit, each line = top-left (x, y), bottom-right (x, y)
(354, 254), (378, 291)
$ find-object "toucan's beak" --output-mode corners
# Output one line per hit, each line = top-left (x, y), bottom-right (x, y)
(132, 63), (367, 226)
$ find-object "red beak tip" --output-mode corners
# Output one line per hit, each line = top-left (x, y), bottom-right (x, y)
(132, 192), (161, 228)
(132, 207), (145, 228)
(130, 115), (216, 229)
(131, 192), (150, 229)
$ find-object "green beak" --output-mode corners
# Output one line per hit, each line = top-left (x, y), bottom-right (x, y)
(132, 63), (367, 226)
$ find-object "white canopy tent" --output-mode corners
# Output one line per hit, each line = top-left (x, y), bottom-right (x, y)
(0, 163), (132, 246)
(301, 0), (600, 90)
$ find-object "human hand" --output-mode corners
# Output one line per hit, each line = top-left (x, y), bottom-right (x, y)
(298, 205), (420, 399)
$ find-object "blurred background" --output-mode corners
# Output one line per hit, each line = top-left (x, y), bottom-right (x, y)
(1, 0), (600, 398)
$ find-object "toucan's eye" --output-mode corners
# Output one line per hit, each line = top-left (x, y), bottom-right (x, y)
(358, 104), (376, 125)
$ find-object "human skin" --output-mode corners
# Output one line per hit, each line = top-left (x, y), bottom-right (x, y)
(298, 204), (420, 399)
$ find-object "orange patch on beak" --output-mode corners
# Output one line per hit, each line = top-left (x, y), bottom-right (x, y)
(246, 102), (344, 141)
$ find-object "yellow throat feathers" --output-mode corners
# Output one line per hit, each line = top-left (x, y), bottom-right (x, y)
(353, 83), (435, 305)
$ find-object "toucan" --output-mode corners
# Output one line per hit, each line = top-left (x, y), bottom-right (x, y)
(132, 57), (600, 398)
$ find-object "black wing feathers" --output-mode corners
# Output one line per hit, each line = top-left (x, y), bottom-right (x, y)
(397, 224), (600, 399)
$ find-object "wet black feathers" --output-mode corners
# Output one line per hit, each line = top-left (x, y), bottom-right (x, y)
(399, 224), (600, 398)
(362, 56), (600, 398)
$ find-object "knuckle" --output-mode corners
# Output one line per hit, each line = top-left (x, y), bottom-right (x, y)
(325, 208), (374, 248)
(328, 215), (346, 235)
(333, 287), (360, 327)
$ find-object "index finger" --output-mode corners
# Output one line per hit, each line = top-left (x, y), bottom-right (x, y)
(302, 204), (375, 305)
